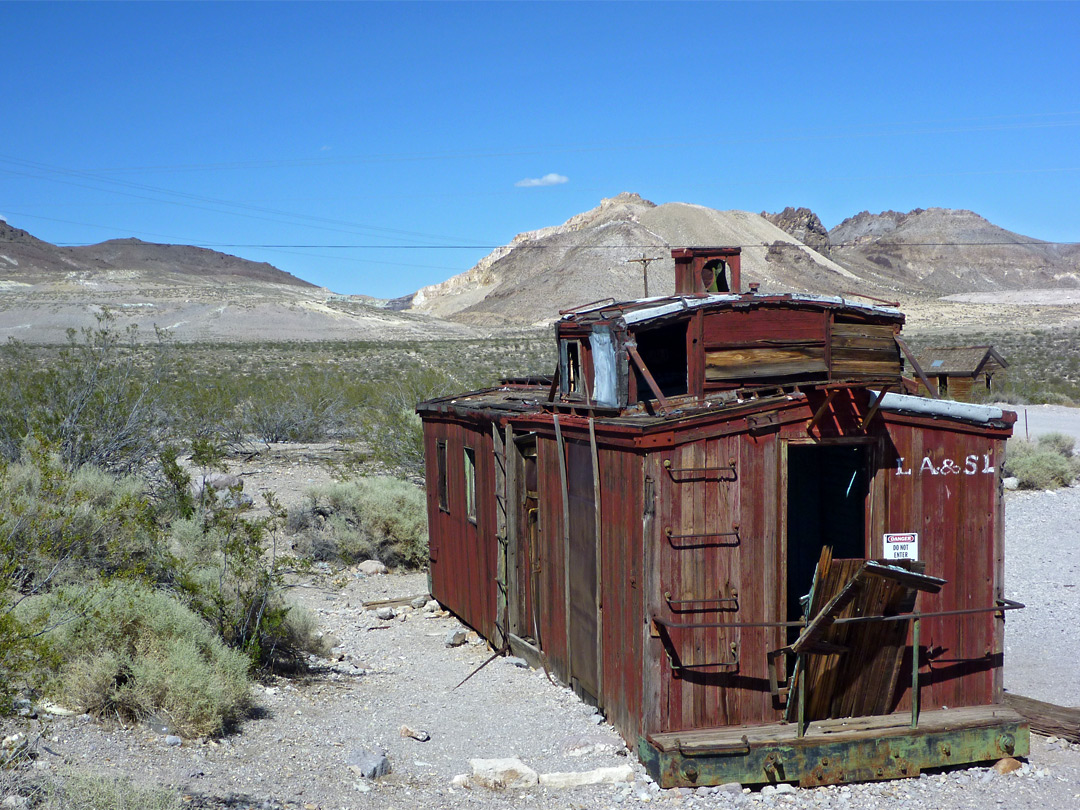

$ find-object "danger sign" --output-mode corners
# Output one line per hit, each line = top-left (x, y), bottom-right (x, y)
(883, 532), (919, 561)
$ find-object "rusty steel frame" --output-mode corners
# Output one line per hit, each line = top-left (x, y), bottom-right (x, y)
(639, 708), (1028, 788)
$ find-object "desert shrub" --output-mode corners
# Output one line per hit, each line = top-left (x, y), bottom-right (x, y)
(290, 476), (428, 569)
(0, 443), (168, 714)
(0, 439), (168, 593)
(0, 313), (171, 474)
(42, 773), (181, 810)
(364, 366), (461, 478)
(167, 484), (321, 673)
(235, 385), (350, 443)
(23, 579), (251, 737)
(162, 362), (371, 446)
(1004, 438), (1076, 490)
(1037, 431), (1076, 458)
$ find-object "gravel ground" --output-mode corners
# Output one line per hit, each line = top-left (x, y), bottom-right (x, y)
(5, 449), (1080, 809)
(1004, 486), (1080, 706)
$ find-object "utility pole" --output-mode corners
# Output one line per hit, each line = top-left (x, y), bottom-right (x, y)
(626, 253), (664, 298)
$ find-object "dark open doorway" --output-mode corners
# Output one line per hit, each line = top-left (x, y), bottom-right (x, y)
(785, 444), (869, 640)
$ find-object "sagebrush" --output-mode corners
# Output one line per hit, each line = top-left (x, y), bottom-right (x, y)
(22, 579), (252, 737)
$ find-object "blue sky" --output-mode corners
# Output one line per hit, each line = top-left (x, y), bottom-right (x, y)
(3, 1), (1078, 297)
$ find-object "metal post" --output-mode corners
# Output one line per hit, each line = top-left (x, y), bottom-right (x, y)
(911, 618), (920, 729)
(797, 653), (806, 738)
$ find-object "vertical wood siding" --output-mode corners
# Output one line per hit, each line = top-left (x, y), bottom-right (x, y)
(877, 415), (1005, 711)
(535, 434), (569, 682)
(425, 419), (497, 641)
(597, 447), (644, 741)
(645, 430), (782, 736)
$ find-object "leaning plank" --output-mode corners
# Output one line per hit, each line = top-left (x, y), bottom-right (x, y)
(1003, 693), (1080, 743)
(362, 594), (431, 609)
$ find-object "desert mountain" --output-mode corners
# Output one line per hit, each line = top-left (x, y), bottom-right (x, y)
(823, 208), (1080, 293)
(0, 221), (475, 343)
(407, 193), (865, 326)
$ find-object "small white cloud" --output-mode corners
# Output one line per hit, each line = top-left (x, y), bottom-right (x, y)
(515, 173), (569, 188)
(320, 145), (332, 151)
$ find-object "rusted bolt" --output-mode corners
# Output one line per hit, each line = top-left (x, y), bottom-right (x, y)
(998, 732), (1015, 754)
(940, 743), (951, 757)
(821, 757), (829, 767)
(682, 762), (699, 782)
(763, 752), (782, 778)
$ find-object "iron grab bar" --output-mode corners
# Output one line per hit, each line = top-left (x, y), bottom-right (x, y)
(665, 526), (740, 540)
(663, 458), (737, 476)
(662, 641), (739, 672)
(664, 590), (739, 609)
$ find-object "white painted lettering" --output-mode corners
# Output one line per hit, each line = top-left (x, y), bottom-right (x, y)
(895, 457), (912, 476)
(982, 453), (995, 474)
(964, 455), (978, 475)
(940, 458), (961, 475)
(920, 456), (939, 475)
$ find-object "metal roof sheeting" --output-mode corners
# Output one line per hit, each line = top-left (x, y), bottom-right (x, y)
(873, 390), (1007, 424)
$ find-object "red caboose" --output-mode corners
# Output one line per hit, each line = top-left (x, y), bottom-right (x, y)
(417, 247), (1026, 787)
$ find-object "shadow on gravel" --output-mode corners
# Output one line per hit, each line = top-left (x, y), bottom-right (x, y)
(181, 792), (299, 809)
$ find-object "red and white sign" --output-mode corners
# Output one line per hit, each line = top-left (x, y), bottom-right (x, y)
(883, 532), (919, 561)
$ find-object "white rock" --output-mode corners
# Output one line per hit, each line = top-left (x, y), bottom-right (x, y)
(451, 773), (471, 788)
(37, 700), (76, 716)
(375, 606), (395, 620)
(359, 559), (388, 575)
(469, 757), (539, 789)
(538, 764), (635, 788)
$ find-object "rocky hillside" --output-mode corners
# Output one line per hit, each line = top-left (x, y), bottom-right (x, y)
(407, 193), (864, 326)
(761, 207), (831, 255)
(0, 222), (475, 343)
(0, 221), (316, 289)
(824, 208), (1080, 293)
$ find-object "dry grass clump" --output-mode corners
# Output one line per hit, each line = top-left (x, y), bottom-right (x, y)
(288, 476), (428, 569)
(0, 764), (180, 810)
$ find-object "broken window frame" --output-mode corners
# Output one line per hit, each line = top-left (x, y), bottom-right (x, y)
(436, 439), (449, 512)
(463, 445), (477, 523)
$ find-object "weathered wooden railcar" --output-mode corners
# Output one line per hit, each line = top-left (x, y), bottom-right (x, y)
(417, 247), (1027, 787)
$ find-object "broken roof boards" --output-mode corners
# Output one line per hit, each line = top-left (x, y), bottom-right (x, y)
(418, 248), (1025, 787)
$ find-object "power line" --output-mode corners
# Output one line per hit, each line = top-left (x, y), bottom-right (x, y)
(44, 240), (1079, 249)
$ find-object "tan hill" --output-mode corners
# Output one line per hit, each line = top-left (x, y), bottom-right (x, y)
(826, 208), (1080, 293)
(407, 193), (866, 326)
(0, 221), (476, 343)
